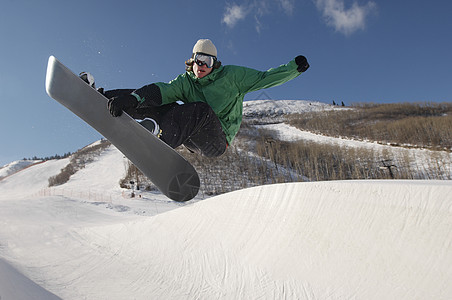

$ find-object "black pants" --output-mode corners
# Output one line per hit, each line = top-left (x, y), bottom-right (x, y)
(105, 89), (228, 157)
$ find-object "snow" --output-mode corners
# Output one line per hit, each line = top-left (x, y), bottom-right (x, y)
(243, 99), (337, 117)
(0, 258), (60, 299)
(0, 158), (69, 200)
(0, 159), (42, 179)
(60, 144), (126, 193)
(1, 172), (451, 299)
(0, 100), (451, 299)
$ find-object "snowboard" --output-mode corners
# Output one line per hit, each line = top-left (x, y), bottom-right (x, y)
(45, 56), (200, 201)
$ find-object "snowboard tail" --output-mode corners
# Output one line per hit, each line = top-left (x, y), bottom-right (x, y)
(45, 56), (199, 201)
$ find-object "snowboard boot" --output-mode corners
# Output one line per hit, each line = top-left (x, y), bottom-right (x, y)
(139, 118), (162, 138)
(79, 72), (105, 94)
(79, 72), (96, 88)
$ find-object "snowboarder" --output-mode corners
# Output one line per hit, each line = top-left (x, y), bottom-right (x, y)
(95, 39), (310, 157)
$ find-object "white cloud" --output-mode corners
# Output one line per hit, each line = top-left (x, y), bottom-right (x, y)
(253, 1), (269, 33)
(222, 4), (248, 28)
(315, 0), (377, 35)
(278, 0), (295, 16)
(222, 0), (295, 32)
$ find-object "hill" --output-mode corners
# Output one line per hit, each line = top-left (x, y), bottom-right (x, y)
(0, 159), (42, 180)
(87, 100), (450, 196)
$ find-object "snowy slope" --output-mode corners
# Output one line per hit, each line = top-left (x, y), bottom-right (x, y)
(93, 181), (451, 299)
(243, 99), (337, 117)
(0, 158), (69, 200)
(58, 144), (127, 193)
(0, 178), (451, 299)
(259, 123), (452, 178)
(0, 258), (60, 299)
(0, 159), (42, 179)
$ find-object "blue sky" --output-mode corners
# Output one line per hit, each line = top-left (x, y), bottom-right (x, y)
(1, 0), (451, 166)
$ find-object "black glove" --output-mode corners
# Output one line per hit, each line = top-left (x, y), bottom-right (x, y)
(295, 55), (309, 72)
(107, 94), (138, 117)
(96, 87), (105, 95)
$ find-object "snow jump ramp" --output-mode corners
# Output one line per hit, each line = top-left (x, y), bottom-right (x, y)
(79, 180), (451, 299)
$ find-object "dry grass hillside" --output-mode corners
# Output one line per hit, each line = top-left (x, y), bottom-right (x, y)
(119, 101), (452, 196)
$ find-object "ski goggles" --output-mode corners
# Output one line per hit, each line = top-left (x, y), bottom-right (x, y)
(194, 53), (216, 68)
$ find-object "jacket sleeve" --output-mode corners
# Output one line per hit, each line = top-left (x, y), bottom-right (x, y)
(132, 73), (186, 107)
(103, 88), (135, 99)
(152, 74), (187, 105)
(235, 59), (301, 94)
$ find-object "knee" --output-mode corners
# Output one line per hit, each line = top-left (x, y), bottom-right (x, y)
(184, 138), (228, 158)
(202, 142), (228, 158)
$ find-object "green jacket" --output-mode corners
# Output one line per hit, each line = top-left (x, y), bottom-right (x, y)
(154, 59), (302, 144)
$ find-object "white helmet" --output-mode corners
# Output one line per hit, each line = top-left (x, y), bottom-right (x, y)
(192, 39), (217, 57)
